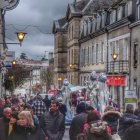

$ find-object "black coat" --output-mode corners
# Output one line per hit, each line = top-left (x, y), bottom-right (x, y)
(8, 125), (40, 140)
(0, 117), (9, 140)
(119, 111), (140, 137)
(40, 111), (65, 140)
(122, 122), (140, 140)
(69, 112), (88, 140)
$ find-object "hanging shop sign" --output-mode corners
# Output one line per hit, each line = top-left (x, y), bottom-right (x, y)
(124, 90), (137, 109)
(106, 76), (126, 86)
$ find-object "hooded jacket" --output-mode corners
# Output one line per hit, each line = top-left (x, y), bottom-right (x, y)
(102, 111), (121, 135)
(84, 120), (112, 140)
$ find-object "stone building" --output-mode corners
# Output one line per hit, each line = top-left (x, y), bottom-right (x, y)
(130, 0), (140, 99)
(52, 0), (140, 104)
(52, 17), (68, 88)
(106, 0), (132, 109)
(79, 0), (111, 85)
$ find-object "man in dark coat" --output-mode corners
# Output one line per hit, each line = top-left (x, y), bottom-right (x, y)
(122, 122), (140, 140)
(69, 102), (87, 140)
(0, 107), (12, 140)
(119, 104), (140, 137)
(41, 100), (65, 140)
(43, 95), (51, 111)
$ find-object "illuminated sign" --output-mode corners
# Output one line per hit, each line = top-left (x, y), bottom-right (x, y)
(106, 76), (126, 86)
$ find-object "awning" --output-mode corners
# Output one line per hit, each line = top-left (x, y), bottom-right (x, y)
(69, 86), (86, 93)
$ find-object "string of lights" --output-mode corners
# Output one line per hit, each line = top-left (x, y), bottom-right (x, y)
(5, 24), (52, 34)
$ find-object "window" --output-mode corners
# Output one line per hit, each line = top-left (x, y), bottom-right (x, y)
(110, 10), (116, 24)
(134, 42), (138, 68)
(136, 0), (140, 20)
(92, 18), (96, 33)
(88, 19), (92, 34)
(92, 45), (96, 64)
(102, 11), (107, 28)
(84, 21), (88, 36)
(96, 44), (98, 63)
(101, 42), (104, 62)
(97, 14), (101, 30)
(117, 6), (123, 20)
(125, 1), (132, 17)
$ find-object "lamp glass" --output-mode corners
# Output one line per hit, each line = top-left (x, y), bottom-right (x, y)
(69, 64), (72, 68)
(17, 32), (26, 42)
(112, 53), (118, 60)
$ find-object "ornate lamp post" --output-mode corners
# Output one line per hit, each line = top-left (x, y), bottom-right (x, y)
(58, 77), (62, 89)
(0, 32), (27, 46)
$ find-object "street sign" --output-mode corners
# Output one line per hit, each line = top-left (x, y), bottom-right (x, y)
(124, 90), (137, 109)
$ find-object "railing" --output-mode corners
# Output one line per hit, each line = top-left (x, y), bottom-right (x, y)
(107, 60), (129, 74)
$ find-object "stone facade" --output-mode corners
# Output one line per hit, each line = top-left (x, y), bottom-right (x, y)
(52, 18), (68, 88)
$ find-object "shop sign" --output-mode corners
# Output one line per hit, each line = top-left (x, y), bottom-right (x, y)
(106, 76), (126, 86)
(124, 90), (137, 109)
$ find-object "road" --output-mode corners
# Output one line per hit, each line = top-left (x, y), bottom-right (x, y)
(63, 126), (70, 140)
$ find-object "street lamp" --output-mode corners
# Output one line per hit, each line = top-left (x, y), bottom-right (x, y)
(112, 52), (118, 61)
(0, 32), (27, 46)
(58, 77), (62, 88)
(111, 52), (118, 73)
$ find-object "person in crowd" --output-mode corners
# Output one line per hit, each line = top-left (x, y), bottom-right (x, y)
(102, 109), (121, 134)
(23, 103), (39, 129)
(119, 104), (140, 138)
(11, 94), (19, 105)
(134, 101), (140, 117)
(0, 107), (12, 140)
(69, 102), (87, 140)
(122, 122), (140, 140)
(58, 97), (67, 117)
(41, 100), (65, 140)
(81, 106), (101, 134)
(43, 95), (51, 111)
(32, 95), (46, 120)
(0, 98), (5, 118)
(5, 97), (12, 108)
(8, 110), (40, 140)
(76, 101), (87, 114)
(28, 95), (34, 105)
(8, 111), (19, 138)
(84, 111), (112, 140)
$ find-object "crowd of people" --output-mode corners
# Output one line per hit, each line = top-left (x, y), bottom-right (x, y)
(69, 101), (140, 140)
(1, 93), (140, 140)
(0, 94), (66, 140)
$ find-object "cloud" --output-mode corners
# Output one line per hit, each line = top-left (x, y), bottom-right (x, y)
(5, 0), (72, 58)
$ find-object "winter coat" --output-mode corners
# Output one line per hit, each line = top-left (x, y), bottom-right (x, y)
(119, 111), (140, 137)
(84, 120), (112, 140)
(122, 122), (140, 140)
(134, 107), (140, 117)
(41, 111), (65, 140)
(69, 112), (88, 140)
(102, 111), (121, 135)
(8, 124), (40, 140)
(0, 117), (9, 140)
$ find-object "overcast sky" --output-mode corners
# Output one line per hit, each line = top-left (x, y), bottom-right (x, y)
(5, 0), (72, 59)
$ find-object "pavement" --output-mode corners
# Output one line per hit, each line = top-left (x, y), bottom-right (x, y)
(63, 126), (70, 140)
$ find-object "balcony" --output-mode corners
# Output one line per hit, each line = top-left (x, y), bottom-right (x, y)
(107, 60), (129, 74)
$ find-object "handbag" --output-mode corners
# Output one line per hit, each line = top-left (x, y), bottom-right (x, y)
(112, 119), (121, 140)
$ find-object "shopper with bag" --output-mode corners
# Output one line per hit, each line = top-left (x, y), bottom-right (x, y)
(84, 112), (112, 140)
